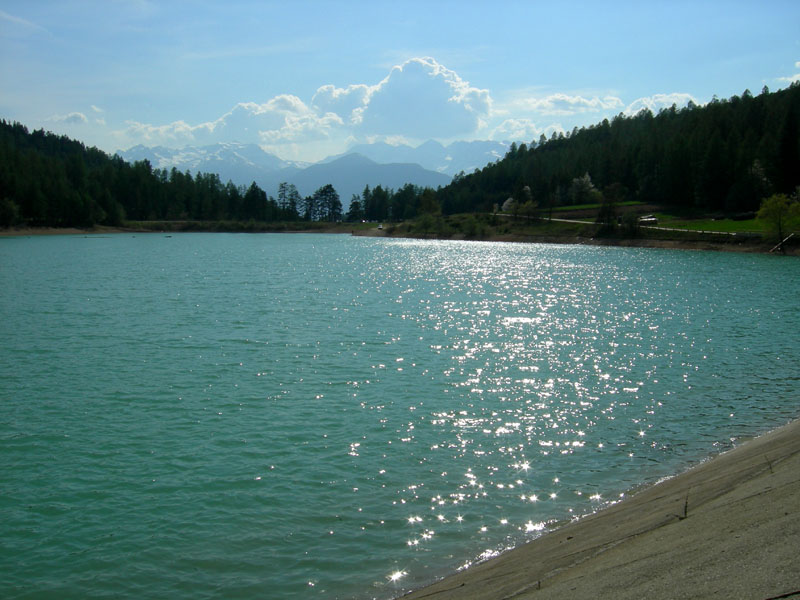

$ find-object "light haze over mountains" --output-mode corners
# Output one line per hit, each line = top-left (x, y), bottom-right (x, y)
(5, 3), (798, 170)
(3, 1), (798, 209)
(119, 139), (507, 204)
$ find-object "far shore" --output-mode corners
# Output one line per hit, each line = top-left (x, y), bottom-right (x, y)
(0, 225), (152, 237)
(353, 227), (799, 255)
(2, 224), (797, 255)
(398, 418), (800, 600)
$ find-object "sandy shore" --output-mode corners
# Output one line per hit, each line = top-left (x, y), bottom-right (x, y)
(400, 419), (800, 600)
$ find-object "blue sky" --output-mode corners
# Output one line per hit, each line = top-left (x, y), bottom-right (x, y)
(1, 1), (798, 162)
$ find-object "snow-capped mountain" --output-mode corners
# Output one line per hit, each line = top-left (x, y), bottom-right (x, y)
(117, 139), (507, 208)
(324, 140), (509, 176)
(119, 142), (306, 186)
(293, 153), (451, 203)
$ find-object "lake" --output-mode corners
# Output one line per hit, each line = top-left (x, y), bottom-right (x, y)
(1, 233), (798, 599)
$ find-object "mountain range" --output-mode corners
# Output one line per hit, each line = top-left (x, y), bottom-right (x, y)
(118, 139), (508, 207)
(320, 139), (509, 175)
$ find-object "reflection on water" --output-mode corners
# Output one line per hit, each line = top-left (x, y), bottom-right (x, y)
(1, 234), (798, 599)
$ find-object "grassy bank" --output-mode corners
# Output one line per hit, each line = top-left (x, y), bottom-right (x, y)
(355, 211), (797, 255)
(3, 207), (797, 255)
(123, 220), (377, 234)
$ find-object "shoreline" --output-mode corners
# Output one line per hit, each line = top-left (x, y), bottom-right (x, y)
(2, 225), (796, 255)
(398, 418), (800, 599)
(0, 225), (150, 237)
(353, 228), (798, 255)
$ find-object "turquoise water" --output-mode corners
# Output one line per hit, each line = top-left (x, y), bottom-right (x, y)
(1, 233), (798, 599)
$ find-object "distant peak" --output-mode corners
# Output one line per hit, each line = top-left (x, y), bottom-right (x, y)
(332, 152), (376, 165)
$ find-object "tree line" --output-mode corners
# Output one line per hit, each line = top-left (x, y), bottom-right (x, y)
(0, 117), (445, 228)
(0, 121), (349, 228)
(344, 184), (440, 223)
(435, 83), (800, 216)
(2, 83), (798, 229)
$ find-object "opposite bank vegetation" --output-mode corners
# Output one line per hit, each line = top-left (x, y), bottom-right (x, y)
(1, 84), (798, 252)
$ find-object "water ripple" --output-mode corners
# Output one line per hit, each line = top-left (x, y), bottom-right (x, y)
(1, 234), (798, 599)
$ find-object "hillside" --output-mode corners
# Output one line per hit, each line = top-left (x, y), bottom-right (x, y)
(435, 84), (800, 216)
(118, 143), (452, 207)
(0, 121), (441, 227)
(294, 153), (450, 203)
(2, 85), (798, 230)
(120, 143), (305, 186)
(322, 139), (508, 176)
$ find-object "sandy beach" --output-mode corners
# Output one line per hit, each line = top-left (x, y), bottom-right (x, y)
(400, 419), (800, 600)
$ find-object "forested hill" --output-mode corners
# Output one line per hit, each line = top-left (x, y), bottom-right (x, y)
(436, 84), (800, 215)
(0, 122), (310, 228)
(0, 119), (438, 228)
(2, 84), (798, 229)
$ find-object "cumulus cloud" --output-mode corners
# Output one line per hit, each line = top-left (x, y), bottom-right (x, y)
(116, 95), (344, 150)
(489, 118), (541, 142)
(624, 93), (697, 115)
(776, 61), (800, 84)
(50, 112), (89, 125)
(313, 57), (492, 139)
(355, 57), (491, 138)
(312, 84), (370, 123)
(259, 113), (343, 144)
(211, 97), (311, 141)
(113, 58), (706, 162)
(115, 57), (492, 155)
(212, 97), (345, 149)
(510, 93), (624, 116)
(120, 119), (199, 145)
(499, 92), (698, 138)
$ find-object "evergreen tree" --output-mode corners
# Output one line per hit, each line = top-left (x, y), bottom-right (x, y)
(313, 184), (342, 222)
(277, 182), (289, 210)
(431, 84), (800, 216)
(286, 184), (301, 219)
(242, 182), (267, 221)
(346, 195), (364, 222)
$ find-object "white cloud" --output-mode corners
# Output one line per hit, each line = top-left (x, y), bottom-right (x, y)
(776, 62), (800, 84)
(489, 118), (540, 142)
(354, 57), (491, 138)
(108, 57), (704, 163)
(259, 112), (343, 144)
(91, 105), (104, 113)
(510, 93), (624, 116)
(115, 95), (344, 150)
(314, 57), (492, 139)
(50, 112), (89, 125)
(114, 57), (492, 155)
(210, 97), (313, 141)
(311, 84), (370, 121)
(624, 93), (697, 115)
(0, 9), (49, 34)
(119, 119), (198, 145)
